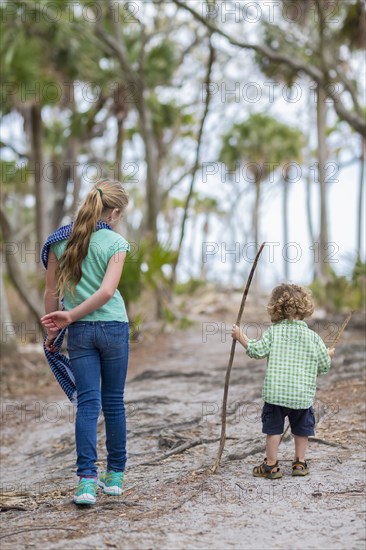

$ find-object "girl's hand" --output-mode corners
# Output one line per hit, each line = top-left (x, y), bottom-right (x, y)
(45, 330), (60, 353)
(327, 347), (335, 359)
(41, 310), (73, 331)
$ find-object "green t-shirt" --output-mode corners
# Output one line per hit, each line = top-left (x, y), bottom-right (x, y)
(50, 229), (130, 322)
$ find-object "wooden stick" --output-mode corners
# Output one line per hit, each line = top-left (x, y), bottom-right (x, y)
(279, 310), (354, 444)
(332, 310), (354, 347)
(211, 242), (266, 473)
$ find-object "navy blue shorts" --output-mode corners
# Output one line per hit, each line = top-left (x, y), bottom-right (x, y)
(261, 402), (315, 436)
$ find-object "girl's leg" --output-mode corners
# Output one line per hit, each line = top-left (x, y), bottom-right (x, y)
(98, 322), (129, 472)
(294, 435), (308, 462)
(266, 434), (281, 465)
(67, 323), (101, 478)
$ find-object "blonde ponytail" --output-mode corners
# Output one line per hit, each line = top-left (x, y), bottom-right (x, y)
(56, 180), (129, 298)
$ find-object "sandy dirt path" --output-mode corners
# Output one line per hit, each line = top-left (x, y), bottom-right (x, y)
(1, 294), (365, 549)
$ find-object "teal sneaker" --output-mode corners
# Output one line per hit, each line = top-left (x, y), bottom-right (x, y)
(98, 470), (124, 495)
(73, 478), (97, 505)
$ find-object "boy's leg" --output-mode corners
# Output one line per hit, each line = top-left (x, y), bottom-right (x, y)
(262, 403), (285, 465)
(266, 434), (281, 465)
(294, 435), (308, 462)
(288, 407), (314, 471)
(254, 404), (284, 478)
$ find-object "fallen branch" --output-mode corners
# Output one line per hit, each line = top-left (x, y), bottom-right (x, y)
(226, 444), (266, 463)
(212, 242), (266, 473)
(0, 527), (78, 540)
(308, 437), (348, 449)
(139, 437), (220, 466)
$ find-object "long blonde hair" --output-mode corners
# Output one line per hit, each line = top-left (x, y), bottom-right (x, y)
(56, 179), (129, 298)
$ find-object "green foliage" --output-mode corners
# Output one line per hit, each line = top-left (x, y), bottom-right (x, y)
(163, 307), (176, 323)
(338, 0), (366, 51)
(178, 316), (195, 330)
(0, 160), (32, 194)
(118, 239), (178, 312)
(142, 241), (178, 289)
(255, 25), (300, 86)
(118, 241), (144, 312)
(145, 41), (177, 87)
(174, 278), (205, 295)
(147, 94), (195, 143)
(310, 262), (366, 312)
(219, 113), (305, 181)
(130, 312), (143, 340)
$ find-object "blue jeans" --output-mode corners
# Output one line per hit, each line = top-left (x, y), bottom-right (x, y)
(67, 320), (129, 477)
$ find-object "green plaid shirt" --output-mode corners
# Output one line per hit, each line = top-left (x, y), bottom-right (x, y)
(246, 320), (331, 409)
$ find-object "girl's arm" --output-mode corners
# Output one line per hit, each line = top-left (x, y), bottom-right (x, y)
(68, 251), (127, 321)
(44, 251), (60, 314)
(40, 251), (127, 330)
(43, 250), (61, 350)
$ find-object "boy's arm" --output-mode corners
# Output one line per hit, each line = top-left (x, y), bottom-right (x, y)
(239, 326), (273, 359)
(232, 324), (249, 348)
(316, 335), (332, 375)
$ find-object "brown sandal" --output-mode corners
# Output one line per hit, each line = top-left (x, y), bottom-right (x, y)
(253, 458), (282, 479)
(292, 458), (310, 476)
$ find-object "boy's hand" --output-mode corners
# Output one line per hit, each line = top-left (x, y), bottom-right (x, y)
(232, 324), (248, 348)
(327, 347), (335, 359)
(231, 324), (241, 341)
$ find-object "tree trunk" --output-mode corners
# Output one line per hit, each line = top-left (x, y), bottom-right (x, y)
(357, 137), (365, 261)
(51, 148), (73, 231)
(253, 177), (261, 246)
(114, 83), (128, 183)
(30, 104), (45, 248)
(115, 115), (124, 182)
(316, 85), (330, 282)
(305, 171), (316, 281)
(283, 173), (289, 280)
(304, 92), (316, 281)
(0, 260), (18, 354)
(170, 41), (215, 286)
(0, 204), (44, 326)
(137, 98), (159, 244)
(200, 214), (210, 280)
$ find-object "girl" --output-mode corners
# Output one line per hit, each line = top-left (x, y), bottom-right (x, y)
(41, 180), (130, 505)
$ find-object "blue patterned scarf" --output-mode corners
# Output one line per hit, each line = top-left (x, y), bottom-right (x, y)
(41, 220), (112, 406)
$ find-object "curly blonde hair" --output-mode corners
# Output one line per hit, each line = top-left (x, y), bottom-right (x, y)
(267, 283), (314, 323)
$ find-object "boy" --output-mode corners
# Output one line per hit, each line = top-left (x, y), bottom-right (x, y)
(232, 283), (335, 479)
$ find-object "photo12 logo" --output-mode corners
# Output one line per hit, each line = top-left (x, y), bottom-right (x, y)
(0, 2), (141, 24)
(200, 241), (339, 266)
(201, 1), (340, 24)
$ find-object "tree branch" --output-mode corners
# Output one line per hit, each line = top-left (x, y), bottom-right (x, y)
(171, 37), (216, 282)
(173, 0), (365, 136)
(0, 204), (44, 325)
